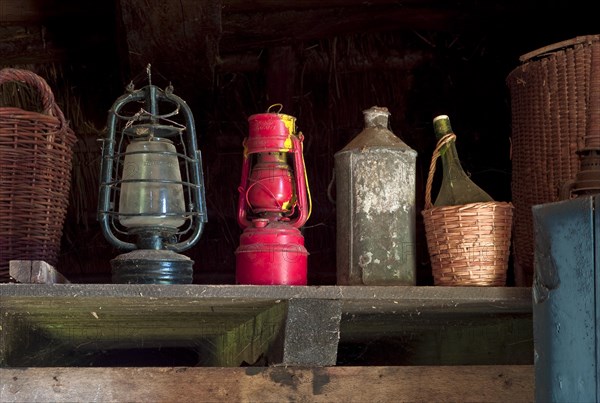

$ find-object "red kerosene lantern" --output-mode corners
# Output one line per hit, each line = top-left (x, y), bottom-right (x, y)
(236, 106), (311, 285)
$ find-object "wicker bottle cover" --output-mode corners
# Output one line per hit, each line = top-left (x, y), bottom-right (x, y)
(422, 115), (513, 286)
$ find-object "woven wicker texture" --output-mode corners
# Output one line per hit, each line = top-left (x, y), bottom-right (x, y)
(0, 68), (77, 282)
(422, 133), (513, 286)
(506, 35), (600, 286)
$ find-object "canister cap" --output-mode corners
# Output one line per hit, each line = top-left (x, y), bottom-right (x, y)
(363, 106), (391, 128)
(336, 105), (417, 155)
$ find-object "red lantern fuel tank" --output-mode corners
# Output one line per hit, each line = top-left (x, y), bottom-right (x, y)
(236, 219), (308, 285)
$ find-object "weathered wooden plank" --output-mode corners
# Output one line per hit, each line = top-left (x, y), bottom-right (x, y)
(0, 285), (532, 367)
(0, 0), (110, 23)
(197, 302), (287, 367)
(0, 296), (286, 367)
(0, 365), (534, 403)
(218, 0), (529, 53)
(9, 261), (70, 284)
(0, 284), (532, 313)
(220, 7), (462, 52)
(220, 0), (525, 13)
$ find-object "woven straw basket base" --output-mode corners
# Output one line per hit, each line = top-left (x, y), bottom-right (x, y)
(422, 201), (514, 286)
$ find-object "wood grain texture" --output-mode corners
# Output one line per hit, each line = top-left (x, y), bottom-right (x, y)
(0, 285), (532, 367)
(0, 365), (534, 403)
(9, 261), (70, 284)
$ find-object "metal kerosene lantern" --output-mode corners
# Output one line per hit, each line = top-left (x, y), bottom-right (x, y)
(235, 105), (312, 285)
(98, 69), (207, 284)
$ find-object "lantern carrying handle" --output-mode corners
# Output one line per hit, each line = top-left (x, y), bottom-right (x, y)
(267, 103), (284, 114)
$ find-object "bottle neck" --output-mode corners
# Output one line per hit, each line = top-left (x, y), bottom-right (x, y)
(433, 116), (467, 177)
(440, 139), (467, 176)
(431, 116), (494, 206)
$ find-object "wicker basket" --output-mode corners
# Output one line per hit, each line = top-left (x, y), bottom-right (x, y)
(422, 133), (514, 286)
(0, 68), (77, 282)
(506, 35), (600, 286)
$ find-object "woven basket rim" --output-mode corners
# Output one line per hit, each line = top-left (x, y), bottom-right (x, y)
(422, 201), (513, 214)
(518, 34), (600, 63)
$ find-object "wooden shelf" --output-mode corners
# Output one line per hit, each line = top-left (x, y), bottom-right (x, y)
(0, 284), (533, 401)
(0, 284), (531, 366)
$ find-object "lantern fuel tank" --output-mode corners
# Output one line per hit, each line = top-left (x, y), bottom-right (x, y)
(335, 106), (417, 285)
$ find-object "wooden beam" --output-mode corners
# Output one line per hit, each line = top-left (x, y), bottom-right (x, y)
(220, 0), (522, 14)
(0, 366), (534, 402)
(0, 285), (532, 367)
(0, 0), (110, 23)
(220, 7), (462, 52)
(0, 3), (117, 71)
(218, 2), (524, 53)
(0, 284), (532, 311)
(0, 24), (112, 68)
(281, 299), (342, 366)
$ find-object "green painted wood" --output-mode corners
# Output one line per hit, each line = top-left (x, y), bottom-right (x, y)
(0, 284), (532, 367)
(200, 302), (287, 366)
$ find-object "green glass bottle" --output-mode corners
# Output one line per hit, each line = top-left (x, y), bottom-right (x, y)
(433, 115), (493, 206)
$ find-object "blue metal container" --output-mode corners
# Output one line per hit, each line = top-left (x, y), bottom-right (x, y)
(532, 195), (600, 402)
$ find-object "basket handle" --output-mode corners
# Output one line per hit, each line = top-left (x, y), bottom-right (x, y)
(424, 133), (456, 210)
(0, 68), (66, 125)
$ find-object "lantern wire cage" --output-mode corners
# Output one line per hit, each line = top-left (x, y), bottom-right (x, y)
(98, 80), (207, 252)
(109, 110), (193, 239)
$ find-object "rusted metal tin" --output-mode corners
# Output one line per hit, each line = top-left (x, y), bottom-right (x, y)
(335, 106), (417, 285)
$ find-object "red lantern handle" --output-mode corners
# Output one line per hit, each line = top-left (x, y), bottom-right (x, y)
(289, 134), (310, 228)
(237, 150), (252, 229)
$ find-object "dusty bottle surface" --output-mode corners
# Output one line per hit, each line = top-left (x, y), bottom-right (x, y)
(433, 114), (493, 206)
(335, 106), (417, 285)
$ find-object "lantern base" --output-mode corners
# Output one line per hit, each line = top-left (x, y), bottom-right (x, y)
(111, 249), (193, 284)
(235, 221), (308, 285)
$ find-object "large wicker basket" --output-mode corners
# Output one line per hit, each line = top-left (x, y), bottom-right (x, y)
(0, 68), (77, 282)
(422, 133), (514, 286)
(506, 35), (600, 286)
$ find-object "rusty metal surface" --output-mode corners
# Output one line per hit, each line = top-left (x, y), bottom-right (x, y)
(335, 107), (417, 285)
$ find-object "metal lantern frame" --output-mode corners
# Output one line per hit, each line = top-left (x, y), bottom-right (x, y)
(97, 80), (207, 282)
(235, 107), (312, 285)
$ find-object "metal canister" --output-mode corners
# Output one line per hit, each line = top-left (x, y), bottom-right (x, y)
(335, 106), (417, 285)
